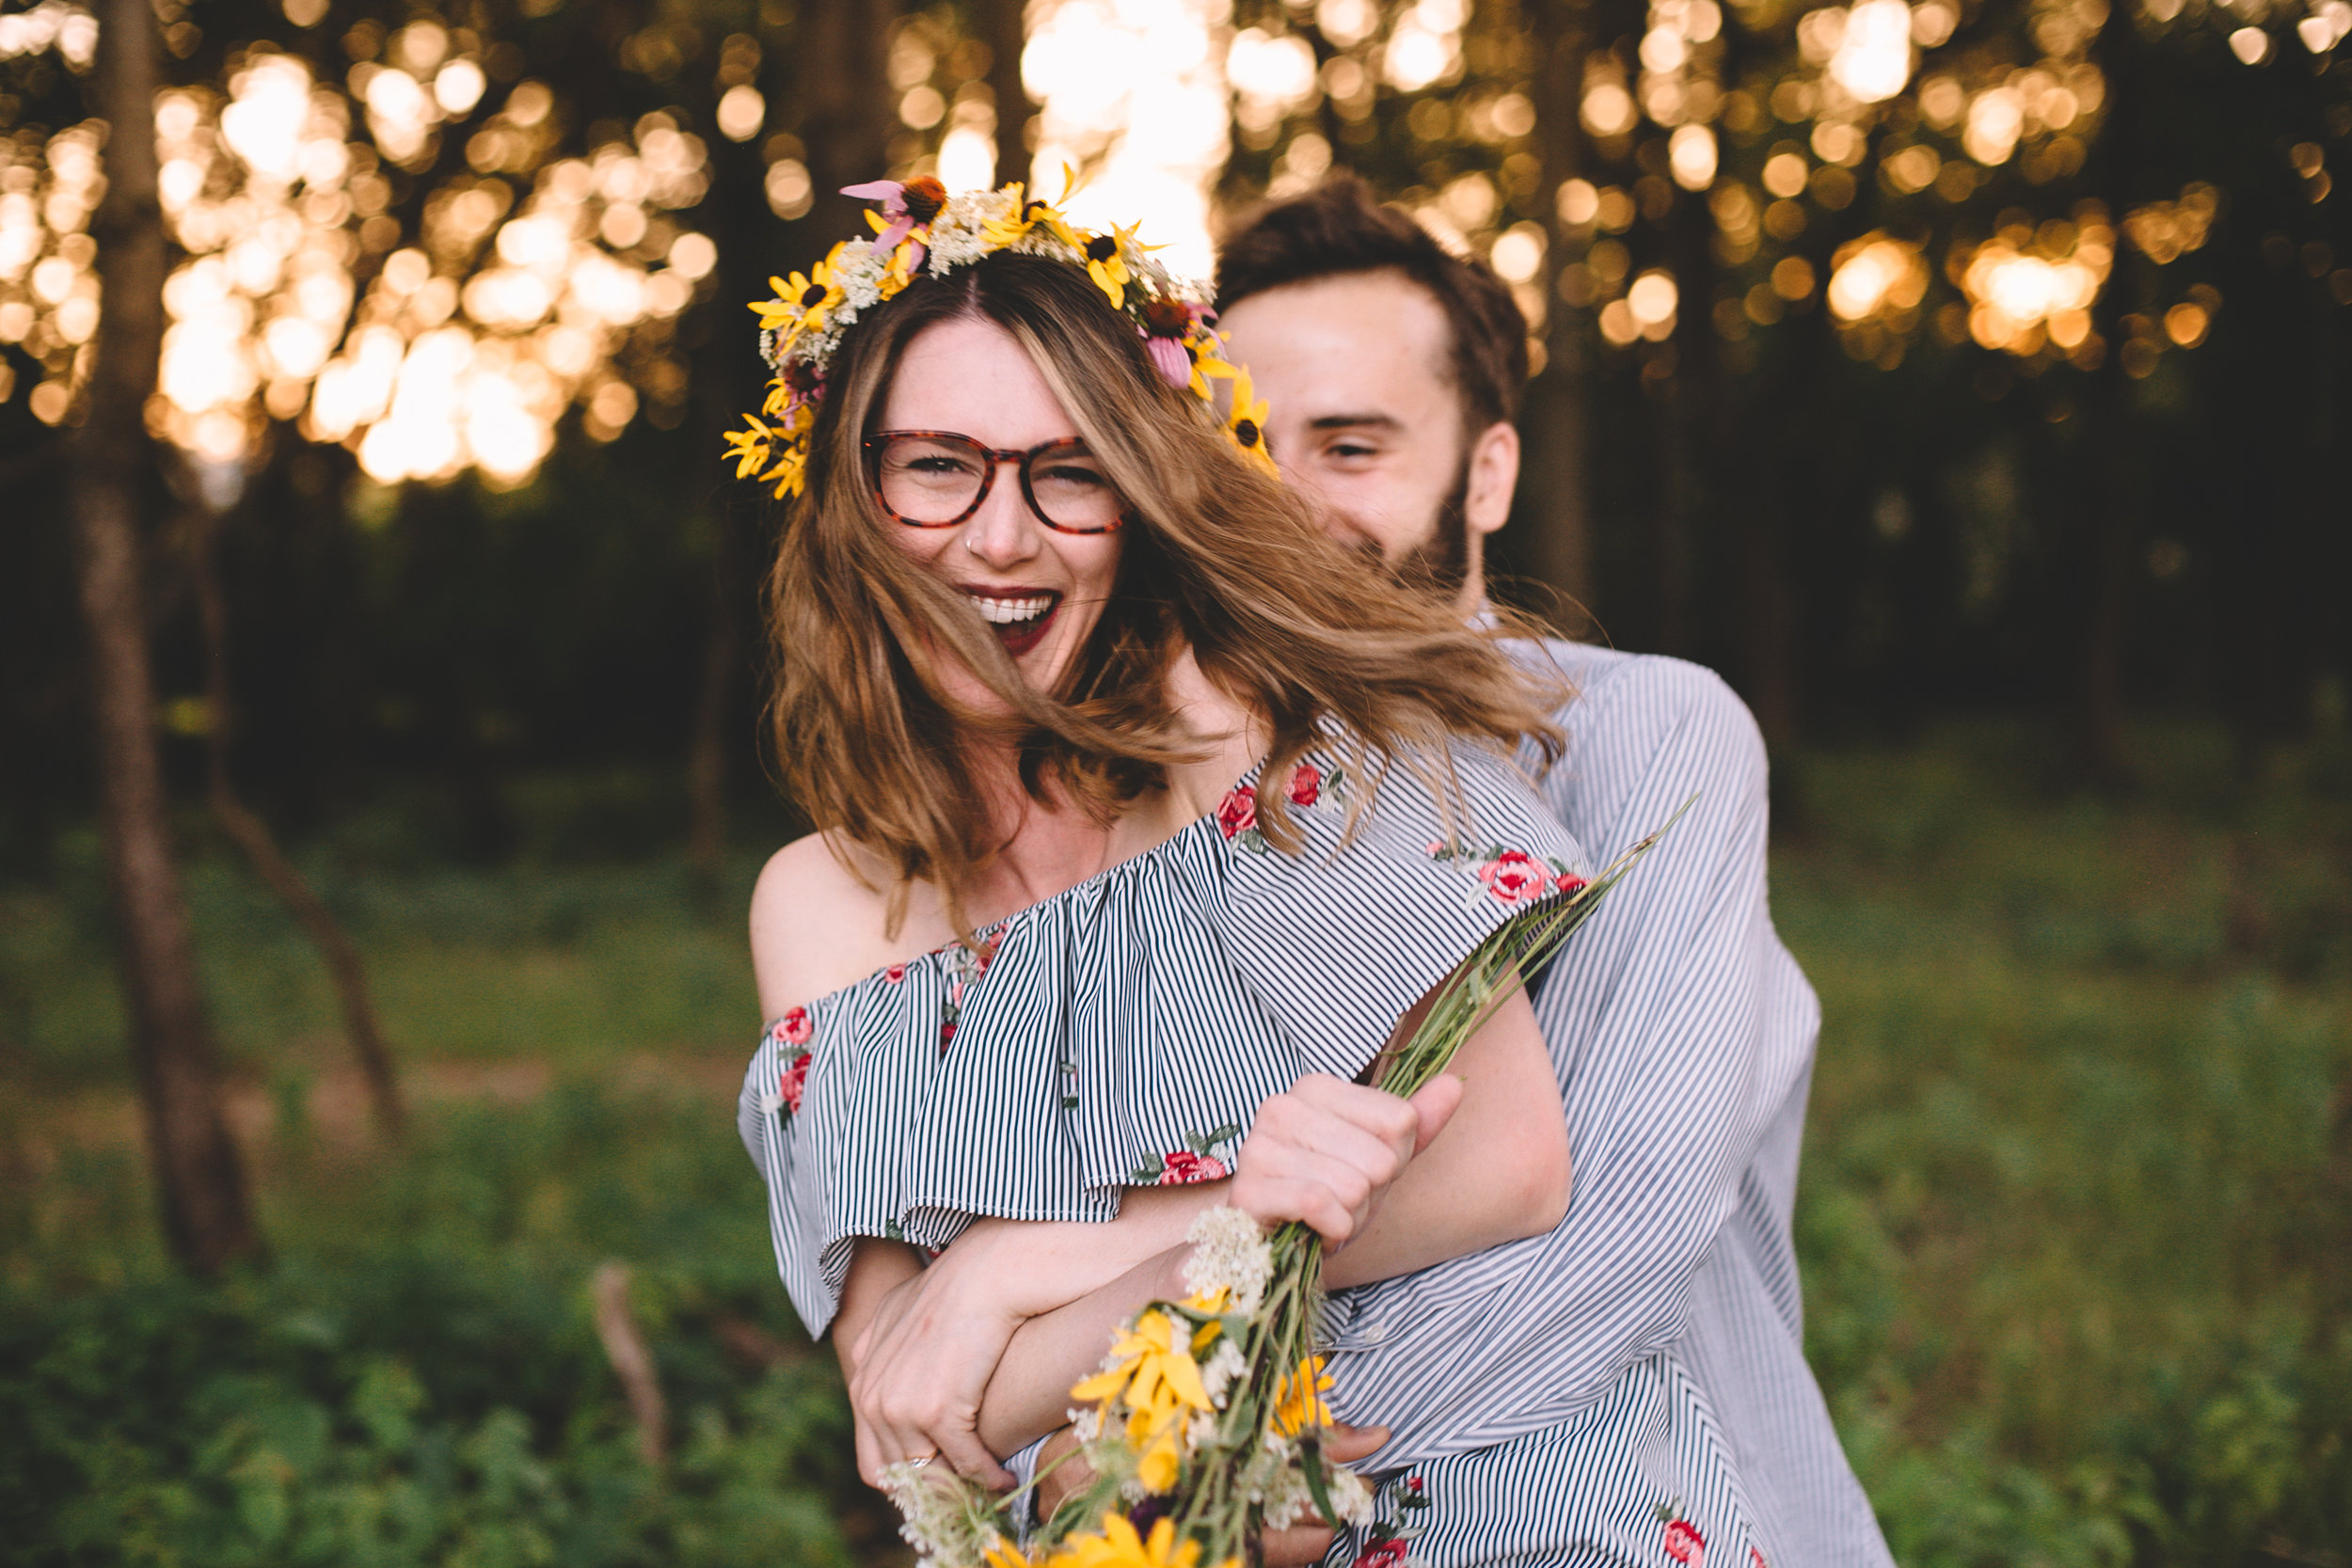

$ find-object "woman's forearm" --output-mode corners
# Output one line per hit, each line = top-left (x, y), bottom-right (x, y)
(945, 1181), (1221, 1319)
(977, 1243), (1192, 1455)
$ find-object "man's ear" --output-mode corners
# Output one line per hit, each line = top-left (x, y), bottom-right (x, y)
(1464, 420), (1519, 538)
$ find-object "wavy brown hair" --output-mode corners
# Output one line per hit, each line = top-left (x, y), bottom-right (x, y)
(765, 249), (1565, 933)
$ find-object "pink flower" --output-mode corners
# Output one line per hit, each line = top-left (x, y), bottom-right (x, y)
(1216, 784), (1258, 840)
(1664, 1518), (1706, 1567)
(841, 175), (946, 269)
(1351, 1540), (1409, 1568)
(1157, 1150), (1229, 1185)
(1137, 296), (1209, 389)
(882, 963), (906, 984)
(1750, 1550), (1769, 1568)
(774, 1006), (813, 1047)
(1555, 870), (1589, 897)
(777, 1050), (810, 1114)
(1288, 762), (1322, 807)
(1142, 331), (1191, 388)
(1476, 849), (1548, 905)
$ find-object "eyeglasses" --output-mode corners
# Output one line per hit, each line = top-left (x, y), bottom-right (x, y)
(864, 431), (1129, 535)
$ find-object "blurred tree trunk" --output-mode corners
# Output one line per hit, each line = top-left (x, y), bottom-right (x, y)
(187, 500), (405, 1140)
(71, 0), (261, 1275)
(979, 0), (1033, 185)
(2070, 14), (2137, 786)
(685, 531), (741, 891)
(1525, 0), (1597, 629)
(685, 117), (768, 894)
(2075, 427), (2135, 786)
(797, 0), (903, 249)
(1518, 367), (1597, 633)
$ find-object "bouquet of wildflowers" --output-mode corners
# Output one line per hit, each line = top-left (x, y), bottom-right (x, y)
(883, 810), (1685, 1568)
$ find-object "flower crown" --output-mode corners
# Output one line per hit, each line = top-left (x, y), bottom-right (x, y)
(722, 174), (1275, 499)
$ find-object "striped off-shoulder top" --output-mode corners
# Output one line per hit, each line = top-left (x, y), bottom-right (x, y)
(736, 739), (1589, 1340)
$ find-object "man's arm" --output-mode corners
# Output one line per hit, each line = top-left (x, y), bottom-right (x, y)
(1328, 651), (1815, 1449)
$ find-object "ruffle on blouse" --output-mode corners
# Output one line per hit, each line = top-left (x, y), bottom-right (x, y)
(739, 741), (1589, 1339)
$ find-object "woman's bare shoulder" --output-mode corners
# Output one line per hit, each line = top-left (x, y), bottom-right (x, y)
(749, 833), (923, 1018)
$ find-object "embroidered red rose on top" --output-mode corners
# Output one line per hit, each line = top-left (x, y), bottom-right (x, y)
(1216, 784), (1258, 840)
(1664, 1518), (1706, 1567)
(777, 1050), (811, 1114)
(1476, 849), (1549, 906)
(1156, 1150), (1230, 1185)
(1288, 763), (1321, 806)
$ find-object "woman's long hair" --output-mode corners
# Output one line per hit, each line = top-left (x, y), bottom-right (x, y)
(766, 250), (1565, 934)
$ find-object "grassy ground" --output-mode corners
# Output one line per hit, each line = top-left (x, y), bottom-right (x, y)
(3, 723), (2347, 1565)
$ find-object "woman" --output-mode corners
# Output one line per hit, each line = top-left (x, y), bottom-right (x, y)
(738, 182), (1760, 1567)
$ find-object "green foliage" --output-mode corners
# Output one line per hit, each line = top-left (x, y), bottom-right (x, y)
(0, 826), (771, 1092)
(1780, 723), (2352, 1564)
(0, 1085), (873, 1568)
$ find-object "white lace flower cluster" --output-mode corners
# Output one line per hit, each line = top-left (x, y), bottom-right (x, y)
(881, 1459), (1005, 1568)
(1182, 1203), (1274, 1315)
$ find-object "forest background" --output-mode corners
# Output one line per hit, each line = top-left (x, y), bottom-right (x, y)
(2, 0), (2348, 1562)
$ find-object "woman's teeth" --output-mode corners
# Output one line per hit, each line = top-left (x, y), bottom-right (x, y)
(974, 594), (1055, 626)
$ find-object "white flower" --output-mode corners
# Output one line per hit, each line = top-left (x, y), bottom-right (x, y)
(1327, 1464), (1376, 1528)
(834, 241), (888, 310)
(1237, 1426), (1375, 1532)
(880, 1461), (996, 1568)
(1200, 1337), (1248, 1406)
(926, 189), (1014, 275)
(1183, 1204), (1274, 1314)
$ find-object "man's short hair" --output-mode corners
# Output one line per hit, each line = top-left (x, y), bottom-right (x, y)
(1216, 177), (1530, 429)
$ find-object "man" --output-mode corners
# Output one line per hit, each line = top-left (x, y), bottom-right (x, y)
(1215, 180), (1895, 1567)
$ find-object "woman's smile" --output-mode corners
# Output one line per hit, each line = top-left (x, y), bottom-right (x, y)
(964, 586), (1063, 657)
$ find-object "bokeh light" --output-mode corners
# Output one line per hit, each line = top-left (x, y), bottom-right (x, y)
(1959, 206), (2115, 361)
(1024, 0), (1232, 281)
(2, 13), (716, 489)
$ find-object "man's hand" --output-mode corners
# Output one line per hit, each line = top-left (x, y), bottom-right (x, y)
(1032, 1420), (1391, 1564)
(1231, 1072), (1463, 1250)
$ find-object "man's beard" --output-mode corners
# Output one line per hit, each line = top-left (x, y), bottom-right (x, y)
(1346, 459), (1470, 597)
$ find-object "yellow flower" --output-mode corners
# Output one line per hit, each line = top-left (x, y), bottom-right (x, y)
(1222, 365), (1277, 475)
(722, 417), (774, 480)
(762, 445), (807, 498)
(1071, 1308), (1214, 1425)
(1052, 1513), (1232, 1568)
(985, 166), (1086, 252)
(985, 1538), (1046, 1568)
(1268, 1354), (1333, 1438)
(1078, 224), (1138, 310)
(980, 182), (1043, 247)
(751, 250), (845, 346)
(1070, 1307), (1216, 1493)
